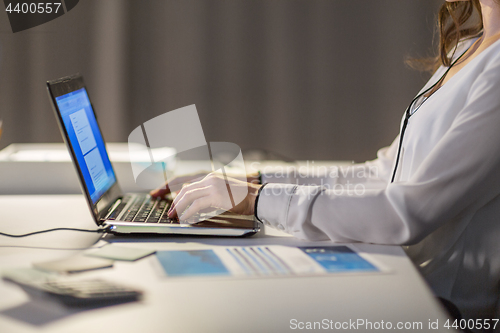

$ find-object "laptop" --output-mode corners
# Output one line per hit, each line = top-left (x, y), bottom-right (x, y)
(46, 74), (260, 237)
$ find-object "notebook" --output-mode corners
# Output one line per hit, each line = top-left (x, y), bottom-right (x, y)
(46, 74), (260, 237)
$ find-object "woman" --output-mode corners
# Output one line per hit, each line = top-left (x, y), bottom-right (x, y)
(152, 0), (500, 320)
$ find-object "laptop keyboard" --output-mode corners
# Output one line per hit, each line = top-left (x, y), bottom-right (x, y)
(110, 195), (179, 224)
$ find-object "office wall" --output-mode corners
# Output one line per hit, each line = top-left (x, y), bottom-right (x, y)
(0, 0), (442, 162)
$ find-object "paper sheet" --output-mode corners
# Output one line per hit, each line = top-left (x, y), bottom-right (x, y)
(85, 245), (156, 261)
(155, 245), (387, 278)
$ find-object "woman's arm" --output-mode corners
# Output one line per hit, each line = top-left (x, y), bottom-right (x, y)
(258, 56), (500, 244)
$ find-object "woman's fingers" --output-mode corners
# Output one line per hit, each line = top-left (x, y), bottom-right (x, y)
(168, 185), (210, 218)
(149, 172), (210, 198)
(179, 196), (213, 221)
(170, 180), (201, 209)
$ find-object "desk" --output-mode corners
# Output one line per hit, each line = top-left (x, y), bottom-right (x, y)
(0, 195), (456, 332)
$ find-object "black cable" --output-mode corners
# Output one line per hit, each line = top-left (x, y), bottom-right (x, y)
(0, 227), (108, 238)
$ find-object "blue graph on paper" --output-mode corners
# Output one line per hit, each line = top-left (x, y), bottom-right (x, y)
(156, 250), (230, 277)
(299, 246), (378, 273)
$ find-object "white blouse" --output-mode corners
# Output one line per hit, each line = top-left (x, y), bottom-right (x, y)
(257, 37), (500, 319)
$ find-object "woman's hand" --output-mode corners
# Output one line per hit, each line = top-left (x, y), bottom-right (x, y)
(163, 173), (262, 221)
(150, 172), (209, 198)
(150, 171), (261, 198)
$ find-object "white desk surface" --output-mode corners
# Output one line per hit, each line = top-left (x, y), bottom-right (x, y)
(0, 195), (456, 333)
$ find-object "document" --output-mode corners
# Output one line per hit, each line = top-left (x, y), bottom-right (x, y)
(69, 109), (97, 155)
(69, 108), (110, 191)
(83, 147), (108, 192)
(155, 245), (387, 278)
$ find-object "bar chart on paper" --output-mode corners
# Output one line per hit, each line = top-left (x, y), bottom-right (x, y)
(155, 245), (385, 279)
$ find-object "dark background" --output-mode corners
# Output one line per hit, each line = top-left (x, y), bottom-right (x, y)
(0, 0), (442, 162)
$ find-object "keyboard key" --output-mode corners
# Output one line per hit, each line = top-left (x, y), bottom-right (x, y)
(114, 195), (172, 224)
(159, 217), (171, 223)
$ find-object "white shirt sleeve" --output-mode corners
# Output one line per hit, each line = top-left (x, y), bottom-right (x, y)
(335, 136), (399, 189)
(256, 56), (500, 245)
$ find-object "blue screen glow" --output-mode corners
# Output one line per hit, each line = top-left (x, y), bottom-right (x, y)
(56, 88), (116, 203)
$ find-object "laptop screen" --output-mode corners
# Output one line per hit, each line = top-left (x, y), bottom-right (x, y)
(55, 87), (117, 203)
